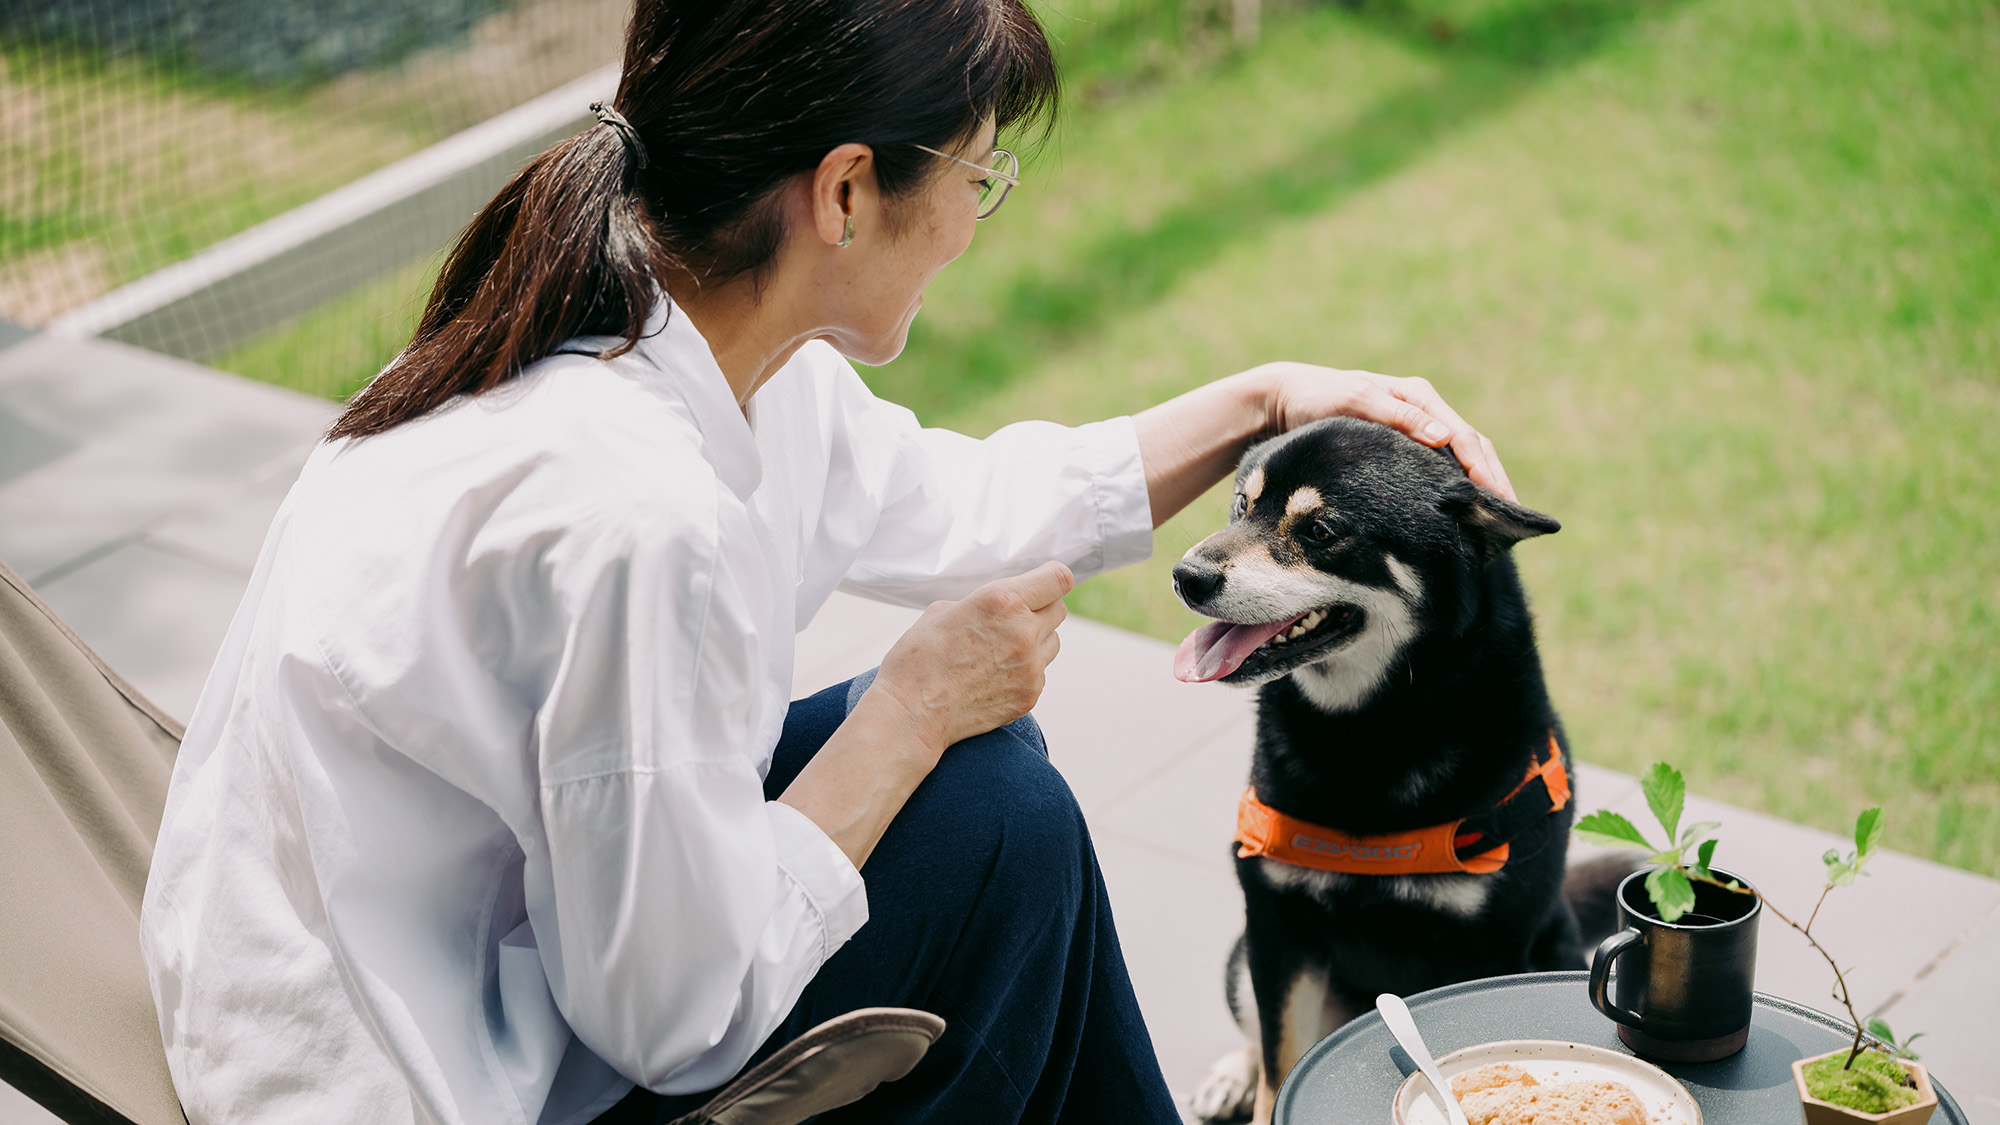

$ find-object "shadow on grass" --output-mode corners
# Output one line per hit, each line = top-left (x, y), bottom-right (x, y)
(880, 0), (1686, 420)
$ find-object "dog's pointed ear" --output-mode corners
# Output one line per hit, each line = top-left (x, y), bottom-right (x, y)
(1442, 480), (1560, 563)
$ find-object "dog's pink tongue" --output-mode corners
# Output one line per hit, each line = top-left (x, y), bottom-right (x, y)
(1173, 615), (1304, 683)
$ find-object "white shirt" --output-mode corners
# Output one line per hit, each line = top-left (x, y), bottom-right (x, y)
(139, 302), (1153, 1125)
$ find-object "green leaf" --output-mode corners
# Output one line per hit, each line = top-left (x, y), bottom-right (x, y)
(1823, 848), (1842, 866)
(1693, 838), (1719, 878)
(1854, 807), (1885, 860)
(1828, 858), (1859, 888)
(1574, 811), (1655, 851)
(1867, 1018), (1894, 1043)
(1642, 763), (1685, 843)
(1679, 820), (1721, 850)
(1646, 865), (1697, 923)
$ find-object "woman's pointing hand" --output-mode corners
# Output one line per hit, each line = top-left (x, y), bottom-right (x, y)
(781, 561), (1073, 869)
(871, 560), (1074, 757)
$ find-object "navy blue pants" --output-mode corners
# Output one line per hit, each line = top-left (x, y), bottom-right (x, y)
(599, 673), (1179, 1125)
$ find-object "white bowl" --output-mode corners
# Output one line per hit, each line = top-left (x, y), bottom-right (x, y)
(1392, 1039), (1701, 1125)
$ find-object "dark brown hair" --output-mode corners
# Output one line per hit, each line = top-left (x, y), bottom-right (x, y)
(330, 0), (1058, 441)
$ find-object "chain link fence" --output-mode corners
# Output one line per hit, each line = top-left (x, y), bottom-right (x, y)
(1, 0), (625, 392)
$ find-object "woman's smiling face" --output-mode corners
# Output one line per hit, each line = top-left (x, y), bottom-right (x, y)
(813, 120), (999, 366)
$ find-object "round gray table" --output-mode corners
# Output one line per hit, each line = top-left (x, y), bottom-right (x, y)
(1276, 971), (1969, 1124)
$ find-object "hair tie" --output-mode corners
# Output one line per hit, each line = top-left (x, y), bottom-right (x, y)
(590, 101), (650, 170)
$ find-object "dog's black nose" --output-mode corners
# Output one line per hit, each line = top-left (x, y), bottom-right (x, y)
(1173, 560), (1225, 607)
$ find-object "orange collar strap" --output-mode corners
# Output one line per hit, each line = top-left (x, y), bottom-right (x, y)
(1236, 732), (1569, 877)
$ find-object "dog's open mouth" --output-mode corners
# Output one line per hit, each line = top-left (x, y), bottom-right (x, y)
(1173, 603), (1364, 683)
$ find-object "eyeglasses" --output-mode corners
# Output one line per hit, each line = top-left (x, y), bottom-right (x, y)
(914, 145), (1020, 220)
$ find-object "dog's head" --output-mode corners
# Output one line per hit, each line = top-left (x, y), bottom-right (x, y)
(1171, 418), (1558, 707)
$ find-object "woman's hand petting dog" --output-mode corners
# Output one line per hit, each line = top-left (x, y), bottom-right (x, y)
(873, 560), (1073, 757)
(1257, 362), (1517, 502)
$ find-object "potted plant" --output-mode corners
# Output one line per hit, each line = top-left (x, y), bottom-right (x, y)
(1575, 764), (1937, 1124)
(1792, 1019), (1936, 1125)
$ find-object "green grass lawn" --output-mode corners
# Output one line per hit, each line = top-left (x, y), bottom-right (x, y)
(216, 0), (2000, 876)
(211, 254), (441, 402)
(901, 0), (1999, 875)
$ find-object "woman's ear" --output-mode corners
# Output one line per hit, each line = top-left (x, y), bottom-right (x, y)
(810, 143), (875, 247)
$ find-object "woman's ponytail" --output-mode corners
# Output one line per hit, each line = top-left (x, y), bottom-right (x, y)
(327, 121), (671, 442)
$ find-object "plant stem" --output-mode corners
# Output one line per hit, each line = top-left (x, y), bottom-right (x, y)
(1804, 883), (1832, 933)
(1692, 872), (1870, 1069)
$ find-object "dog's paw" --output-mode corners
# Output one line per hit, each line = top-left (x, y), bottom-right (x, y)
(1190, 1043), (1260, 1123)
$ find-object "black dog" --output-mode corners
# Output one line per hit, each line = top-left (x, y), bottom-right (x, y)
(1170, 419), (1623, 1123)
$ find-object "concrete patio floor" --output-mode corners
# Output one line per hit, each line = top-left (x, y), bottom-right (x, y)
(2, 331), (1993, 1124)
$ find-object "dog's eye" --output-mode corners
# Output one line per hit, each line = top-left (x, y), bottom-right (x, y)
(1231, 493), (1248, 520)
(1298, 518), (1339, 546)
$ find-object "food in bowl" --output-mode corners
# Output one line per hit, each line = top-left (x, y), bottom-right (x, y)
(1449, 1063), (1649, 1125)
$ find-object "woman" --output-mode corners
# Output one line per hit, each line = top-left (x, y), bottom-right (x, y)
(140, 2), (1513, 1123)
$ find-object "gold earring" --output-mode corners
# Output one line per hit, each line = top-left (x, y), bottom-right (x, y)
(839, 216), (854, 248)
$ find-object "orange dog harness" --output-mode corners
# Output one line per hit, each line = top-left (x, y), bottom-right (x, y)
(1235, 733), (1570, 876)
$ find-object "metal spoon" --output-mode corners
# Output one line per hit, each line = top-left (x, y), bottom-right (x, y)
(1376, 992), (1468, 1125)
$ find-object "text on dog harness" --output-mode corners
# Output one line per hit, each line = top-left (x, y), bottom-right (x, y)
(1234, 732), (1570, 876)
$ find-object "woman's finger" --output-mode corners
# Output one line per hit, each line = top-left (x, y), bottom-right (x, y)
(1032, 596), (1067, 636)
(1387, 375), (1478, 449)
(1474, 432), (1516, 501)
(1358, 383), (1453, 447)
(1007, 560), (1075, 612)
(1381, 378), (1518, 501)
(1448, 433), (1514, 501)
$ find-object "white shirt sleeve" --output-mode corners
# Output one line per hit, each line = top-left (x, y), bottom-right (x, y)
(820, 363), (1155, 605)
(528, 484), (867, 1096)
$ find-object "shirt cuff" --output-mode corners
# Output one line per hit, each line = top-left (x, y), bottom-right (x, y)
(765, 800), (869, 960)
(1073, 415), (1155, 577)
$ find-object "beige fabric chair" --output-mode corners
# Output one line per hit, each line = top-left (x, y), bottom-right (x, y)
(0, 559), (939, 1125)
(0, 559), (186, 1125)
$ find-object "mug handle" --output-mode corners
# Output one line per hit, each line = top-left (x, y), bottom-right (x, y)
(1589, 928), (1646, 1029)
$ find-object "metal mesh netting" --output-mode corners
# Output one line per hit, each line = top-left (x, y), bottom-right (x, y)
(1, 0), (1233, 400)
(1, 0), (627, 394)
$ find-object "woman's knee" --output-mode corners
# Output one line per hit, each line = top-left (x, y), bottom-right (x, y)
(997, 711), (1048, 759)
(941, 715), (1070, 820)
(891, 715), (1085, 884)
(792, 713), (1097, 1035)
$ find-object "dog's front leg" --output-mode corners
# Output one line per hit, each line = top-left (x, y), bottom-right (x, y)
(1252, 1070), (1278, 1125)
(1246, 956), (1352, 1124)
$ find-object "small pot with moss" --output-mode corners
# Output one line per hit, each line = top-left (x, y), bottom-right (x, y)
(1793, 1041), (1936, 1125)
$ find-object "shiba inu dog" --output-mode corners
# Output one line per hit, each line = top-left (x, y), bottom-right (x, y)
(1171, 419), (1622, 1123)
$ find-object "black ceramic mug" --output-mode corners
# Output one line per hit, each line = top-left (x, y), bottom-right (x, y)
(1589, 865), (1762, 1063)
